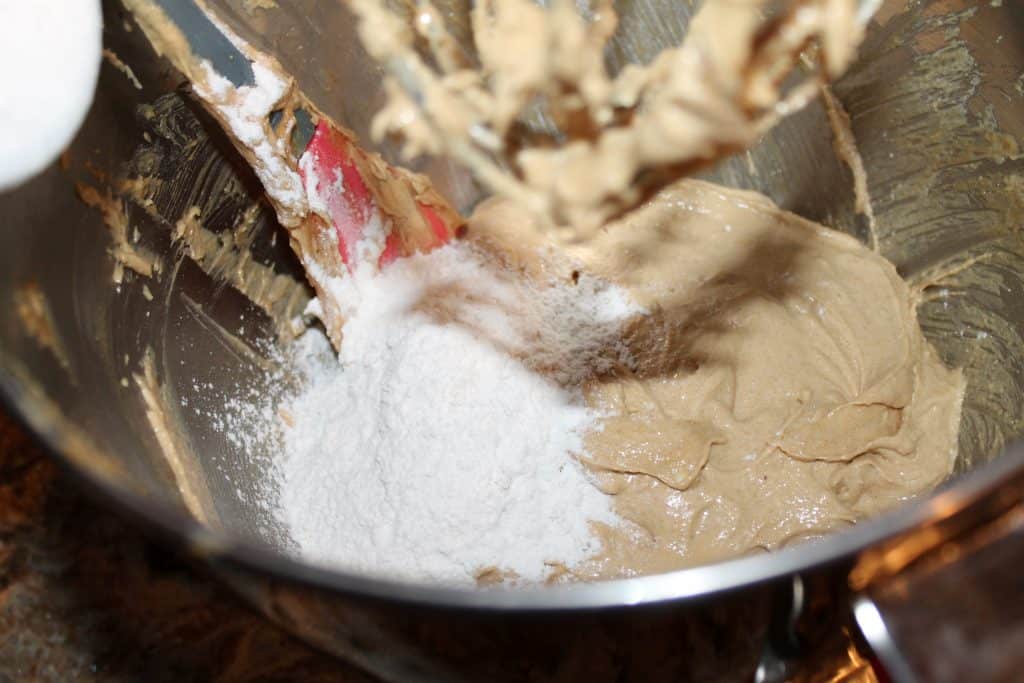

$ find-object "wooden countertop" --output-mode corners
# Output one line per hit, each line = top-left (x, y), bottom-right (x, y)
(0, 409), (371, 682)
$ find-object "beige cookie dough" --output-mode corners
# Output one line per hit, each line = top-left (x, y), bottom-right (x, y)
(469, 178), (964, 579)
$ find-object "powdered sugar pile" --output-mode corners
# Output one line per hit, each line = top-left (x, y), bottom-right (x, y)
(274, 239), (638, 585)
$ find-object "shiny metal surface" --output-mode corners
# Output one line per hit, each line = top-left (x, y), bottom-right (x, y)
(855, 505), (1024, 683)
(0, 0), (1022, 679)
(849, 437), (1024, 682)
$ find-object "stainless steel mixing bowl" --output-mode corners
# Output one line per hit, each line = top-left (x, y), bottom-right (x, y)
(1, 0), (1023, 680)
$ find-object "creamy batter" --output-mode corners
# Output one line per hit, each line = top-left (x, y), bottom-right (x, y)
(469, 179), (964, 578)
(354, 0), (868, 234)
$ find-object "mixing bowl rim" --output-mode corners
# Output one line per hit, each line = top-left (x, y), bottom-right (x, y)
(3, 361), (1019, 612)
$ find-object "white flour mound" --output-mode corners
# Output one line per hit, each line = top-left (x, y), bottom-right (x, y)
(277, 242), (636, 585)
